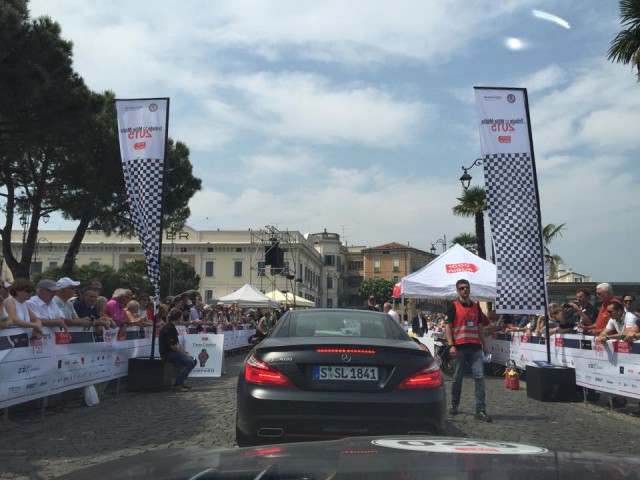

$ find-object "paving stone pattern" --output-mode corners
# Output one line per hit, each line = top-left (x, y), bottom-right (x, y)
(1, 356), (639, 479)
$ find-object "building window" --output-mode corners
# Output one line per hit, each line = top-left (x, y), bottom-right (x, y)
(205, 261), (214, 277)
(393, 257), (399, 272)
(348, 276), (363, 287)
(574, 277), (582, 283)
(236, 247), (242, 252)
(49, 261), (59, 268)
(324, 254), (335, 266)
(373, 259), (381, 273)
(180, 247), (188, 253)
(30, 261), (42, 274)
(128, 247), (135, 252)
(327, 275), (333, 289)
(348, 260), (364, 270)
(207, 247), (213, 252)
(204, 289), (213, 303)
(234, 261), (243, 277)
(257, 261), (266, 276)
(90, 261), (100, 267)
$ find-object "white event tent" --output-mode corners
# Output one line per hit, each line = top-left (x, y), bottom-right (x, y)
(218, 283), (280, 308)
(400, 244), (497, 302)
(264, 290), (315, 308)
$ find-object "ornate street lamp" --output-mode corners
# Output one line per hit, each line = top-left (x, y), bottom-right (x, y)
(430, 236), (447, 254)
(459, 158), (483, 190)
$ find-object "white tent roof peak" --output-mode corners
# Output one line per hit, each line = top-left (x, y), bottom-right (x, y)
(218, 283), (280, 308)
(400, 244), (496, 301)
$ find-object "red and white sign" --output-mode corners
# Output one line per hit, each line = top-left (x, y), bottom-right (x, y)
(445, 263), (479, 274)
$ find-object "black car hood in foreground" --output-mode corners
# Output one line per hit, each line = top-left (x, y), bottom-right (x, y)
(57, 436), (640, 480)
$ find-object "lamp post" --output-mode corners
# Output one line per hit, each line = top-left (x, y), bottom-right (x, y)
(459, 158), (483, 190)
(33, 237), (53, 273)
(430, 236), (447, 255)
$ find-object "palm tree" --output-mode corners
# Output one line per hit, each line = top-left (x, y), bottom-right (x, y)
(452, 186), (487, 259)
(451, 232), (478, 254)
(542, 223), (566, 279)
(608, 0), (640, 81)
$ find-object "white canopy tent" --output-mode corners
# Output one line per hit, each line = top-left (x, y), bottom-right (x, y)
(218, 283), (280, 308)
(400, 244), (497, 301)
(264, 290), (315, 308)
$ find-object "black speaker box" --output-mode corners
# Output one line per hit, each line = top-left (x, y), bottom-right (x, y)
(127, 357), (173, 392)
(525, 365), (576, 402)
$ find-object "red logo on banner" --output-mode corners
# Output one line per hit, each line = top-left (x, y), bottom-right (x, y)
(134, 141), (147, 150)
(555, 337), (564, 347)
(521, 335), (529, 343)
(498, 136), (511, 143)
(614, 341), (631, 354)
(55, 331), (72, 344)
(445, 263), (479, 273)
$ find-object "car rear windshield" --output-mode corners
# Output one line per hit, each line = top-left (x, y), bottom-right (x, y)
(286, 311), (401, 339)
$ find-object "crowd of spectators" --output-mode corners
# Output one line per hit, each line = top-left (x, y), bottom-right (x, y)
(0, 276), (288, 341)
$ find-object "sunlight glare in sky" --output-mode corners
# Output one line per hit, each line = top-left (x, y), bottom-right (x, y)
(505, 37), (525, 50)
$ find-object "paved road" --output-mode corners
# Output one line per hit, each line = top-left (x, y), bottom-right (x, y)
(1, 353), (639, 479)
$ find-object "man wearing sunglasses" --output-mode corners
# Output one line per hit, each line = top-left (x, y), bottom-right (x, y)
(594, 301), (639, 344)
(445, 279), (492, 422)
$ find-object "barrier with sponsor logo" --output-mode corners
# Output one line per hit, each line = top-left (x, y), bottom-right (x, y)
(0, 326), (256, 409)
(486, 332), (640, 400)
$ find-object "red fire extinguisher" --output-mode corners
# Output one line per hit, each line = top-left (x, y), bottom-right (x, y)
(504, 368), (520, 390)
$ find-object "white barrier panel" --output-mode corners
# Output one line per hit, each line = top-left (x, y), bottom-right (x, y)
(485, 332), (640, 400)
(184, 334), (225, 378)
(0, 326), (256, 409)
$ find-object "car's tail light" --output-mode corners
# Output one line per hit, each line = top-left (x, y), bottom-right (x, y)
(244, 354), (293, 387)
(398, 362), (443, 389)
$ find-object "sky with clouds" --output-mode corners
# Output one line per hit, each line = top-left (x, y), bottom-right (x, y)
(28, 0), (640, 283)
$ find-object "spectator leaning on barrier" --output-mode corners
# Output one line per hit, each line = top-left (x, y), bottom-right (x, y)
(54, 277), (95, 328)
(106, 288), (131, 326)
(1, 279), (43, 339)
(26, 279), (68, 331)
(74, 289), (115, 329)
(594, 301), (640, 344)
(622, 294), (637, 316)
(573, 289), (598, 327)
(159, 308), (197, 391)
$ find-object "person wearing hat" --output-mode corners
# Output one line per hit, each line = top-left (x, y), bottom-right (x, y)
(26, 279), (68, 330)
(54, 277), (96, 327)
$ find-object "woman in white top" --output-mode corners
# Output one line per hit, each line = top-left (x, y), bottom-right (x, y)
(1, 278), (43, 339)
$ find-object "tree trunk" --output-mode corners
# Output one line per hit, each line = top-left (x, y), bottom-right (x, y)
(475, 212), (486, 260)
(61, 212), (91, 276)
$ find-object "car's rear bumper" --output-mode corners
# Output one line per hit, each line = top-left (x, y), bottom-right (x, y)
(237, 383), (446, 443)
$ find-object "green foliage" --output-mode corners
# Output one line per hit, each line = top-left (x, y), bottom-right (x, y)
(0, 7), (201, 279)
(358, 278), (395, 306)
(608, 0), (640, 81)
(119, 257), (201, 298)
(33, 264), (122, 299)
(451, 232), (477, 253)
(452, 186), (487, 259)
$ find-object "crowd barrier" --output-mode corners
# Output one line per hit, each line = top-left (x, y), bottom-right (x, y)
(0, 325), (256, 410)
(485, 332), (640, 400)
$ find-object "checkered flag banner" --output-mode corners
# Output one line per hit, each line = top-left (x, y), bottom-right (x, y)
(475, 88), (547, 314)
(115, 98), (169, 303)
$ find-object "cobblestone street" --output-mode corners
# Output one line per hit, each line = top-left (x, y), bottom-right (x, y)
(1, 354), (639, 479)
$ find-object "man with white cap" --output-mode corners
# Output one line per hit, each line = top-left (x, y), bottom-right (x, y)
(26, 279), (68, 330)
(54, 277), (97, 327)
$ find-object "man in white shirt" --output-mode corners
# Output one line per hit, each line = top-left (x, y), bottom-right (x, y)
(383, 302), (400, 323)
(26, 279), (67, 330)
(53, 277), (95, 327)
(595, 301), (639, 343)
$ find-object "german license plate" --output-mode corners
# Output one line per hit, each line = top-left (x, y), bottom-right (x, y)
(313, 366), (379, 381)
